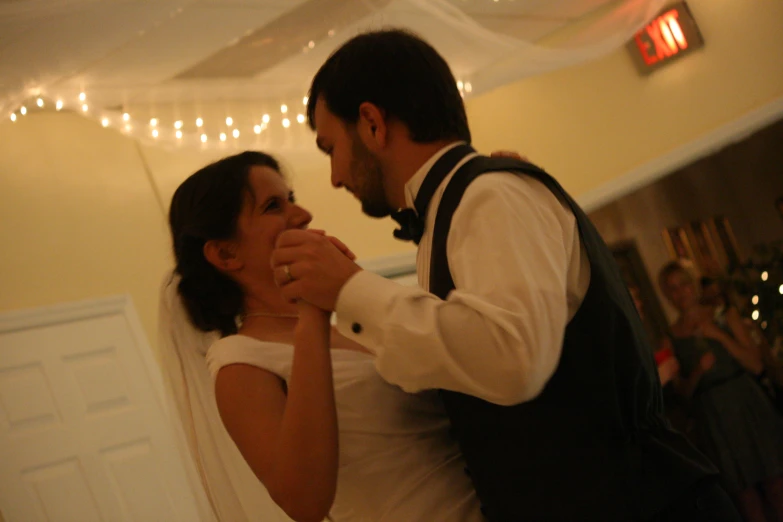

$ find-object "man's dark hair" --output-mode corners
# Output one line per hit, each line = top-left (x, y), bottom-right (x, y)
(307, 28), (471, 143)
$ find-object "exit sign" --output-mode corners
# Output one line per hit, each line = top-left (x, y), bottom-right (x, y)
(629, 2), (704, 74)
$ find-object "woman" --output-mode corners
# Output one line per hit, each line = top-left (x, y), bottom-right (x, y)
(658, 261), (783, 522)
(160, 151), (483, 522)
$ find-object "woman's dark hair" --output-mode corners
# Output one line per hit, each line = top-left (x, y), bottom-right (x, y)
(307, 28), (471, 143)
(169, 151), (281, 336)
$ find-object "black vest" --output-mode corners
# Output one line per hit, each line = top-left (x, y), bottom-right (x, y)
(423, 147), (716, 521)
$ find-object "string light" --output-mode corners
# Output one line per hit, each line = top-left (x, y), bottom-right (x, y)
(79, 92), (86, 102)
(196, 117), (203, 127)
(761, 321), (768, 329)
(150, 118), (158, 127)
(751, 310), (760, 321)
(308, 40), (315, 49)
(303, 96), (308, 105)
(152, 129), (159, 138)
(219, 132), (227, 142)
(296, 114), (305, 124)
(232, 129), (240, 138)
(174, 120), (183, 129)
(56, 100), (63, 111)
(125, 124), (132, 132)
(36, 98), (44, 108)
(457, 80), (464, 90)
(465, 82), (473, 93)
(101, 118), (109, 127)
(752, 295), (759, 305)
(10, 113), (16, 122)
(81, 104), (88, 112)
(201, 133), (208, 143)
(779, 284), (783, 295)
(123, 112), (130, 121)
(282, 118), (290, 128)
(328, 29), (335, 37)
(761, 271), (768, 281)
(254, 125), (262, 134)
(226, 117), (233, 126)
(281, 104), (288, 114)
(176, 130), (183, 139)
(20, 106), (27, 115)
(262, 114), (270, 123)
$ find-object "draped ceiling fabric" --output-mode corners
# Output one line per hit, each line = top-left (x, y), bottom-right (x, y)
(1, 0), (665, 151)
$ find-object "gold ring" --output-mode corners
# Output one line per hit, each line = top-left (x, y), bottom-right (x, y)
(283, 264), (293, 283)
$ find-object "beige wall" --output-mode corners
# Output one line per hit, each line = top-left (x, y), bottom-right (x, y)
(467, 0), (783, 200)
(1, 0), (782, 356)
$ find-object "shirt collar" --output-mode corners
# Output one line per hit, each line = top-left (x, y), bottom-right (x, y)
(403, 141), (466, 211)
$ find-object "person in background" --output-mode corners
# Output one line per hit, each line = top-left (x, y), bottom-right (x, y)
(659, 261), (783, 522)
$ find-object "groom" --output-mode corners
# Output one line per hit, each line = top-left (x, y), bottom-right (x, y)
(271, 29), (737, 521)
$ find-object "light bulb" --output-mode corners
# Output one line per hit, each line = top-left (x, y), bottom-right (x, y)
(262, 114), (270, 123)
(81, 104), (88, 112)
(761, 271), (769, 281)
(56, 100), (64, 111)
(328, 29), (335, 37)
(10, 113), (17, 122)
(308, 41), (315, 49)
(150, 118), (158, 127)
(303, 96), (308, 105)
(751, 310), (760, 321)
(282, 118), (290, 128)
(123, 112), (130, 121)
(752, 295), (759, 305)
(152, 129), (159, 138)
(36, 98), (44, 107)
(232, 129), (240, 138)
(465, 82), (472, 93)
(226, 116), (233, 126)
(220, 132), (227, 142)
(254, 125), (262, 134)
(779, 284), (783, 295)
(174, 130), (181, 139)
(457, 80), (464, 90)
(79, 92), (86, 101)
(125, 124), (132, 132)
(174, 120), (183, 129)
(101, 118), (109, 127)
(296, 114), (305, 124)
(281, 104), (288, 114)
(761, 321), (768, 329)
(200, 134), (207, 143)
(196, 117), (204, 127)
(20, 106), (27, 115)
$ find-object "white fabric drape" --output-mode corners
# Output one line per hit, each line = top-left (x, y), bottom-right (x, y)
(158, 271), (291, 522)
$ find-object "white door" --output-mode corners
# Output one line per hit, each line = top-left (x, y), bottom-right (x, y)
(0, 296), (205, 522)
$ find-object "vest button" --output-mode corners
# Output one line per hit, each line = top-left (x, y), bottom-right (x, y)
(351, 322), (362, 334)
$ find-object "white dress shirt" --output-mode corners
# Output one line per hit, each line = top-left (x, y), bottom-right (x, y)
(335, 143), (591, 406)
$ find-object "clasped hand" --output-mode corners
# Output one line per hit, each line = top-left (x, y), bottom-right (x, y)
(271, 229), (361, 311)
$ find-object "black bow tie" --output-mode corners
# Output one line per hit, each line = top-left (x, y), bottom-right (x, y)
(391, 208), (424, 244)
(390, 144), (477, 245)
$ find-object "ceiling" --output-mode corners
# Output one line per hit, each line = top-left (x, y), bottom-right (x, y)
(0, 0), (665, 151)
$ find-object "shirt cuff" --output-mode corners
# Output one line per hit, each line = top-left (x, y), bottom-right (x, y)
(335, 269), (401, 354)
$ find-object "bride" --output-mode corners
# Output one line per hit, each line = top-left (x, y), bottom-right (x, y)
(159, 151), (485, 521)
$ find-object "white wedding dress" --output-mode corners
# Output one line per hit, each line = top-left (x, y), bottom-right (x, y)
(207, 334), (483, 522)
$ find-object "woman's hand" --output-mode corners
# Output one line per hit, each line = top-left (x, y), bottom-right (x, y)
(490, 150), (529, 162)
(699, 351), (716, 372)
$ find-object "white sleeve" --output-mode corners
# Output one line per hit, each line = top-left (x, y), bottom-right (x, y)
(335, 173), (576, 405)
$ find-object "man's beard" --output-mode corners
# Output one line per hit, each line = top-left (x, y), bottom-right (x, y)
(351, 139), (393, 219)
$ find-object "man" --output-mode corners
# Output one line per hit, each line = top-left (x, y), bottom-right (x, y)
(271, 29), (738, 521)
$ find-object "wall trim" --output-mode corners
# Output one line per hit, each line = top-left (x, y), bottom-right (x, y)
(577, 95), (783, 212)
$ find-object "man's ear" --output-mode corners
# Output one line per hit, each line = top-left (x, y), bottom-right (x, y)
(357, 102), (387, 152)
(203, 239), (243, 272)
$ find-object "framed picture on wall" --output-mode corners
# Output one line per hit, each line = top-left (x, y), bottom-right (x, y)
(611, 240), (670, 348)
(688, 220), (724, 276)
(661, 226), (696, 265)
(711, 215), (743, 271)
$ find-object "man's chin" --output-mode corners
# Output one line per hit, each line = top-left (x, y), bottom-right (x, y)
(360, 201), (392, 219)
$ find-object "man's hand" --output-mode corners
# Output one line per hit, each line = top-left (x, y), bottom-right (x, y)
(271, 230), (361, 311)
